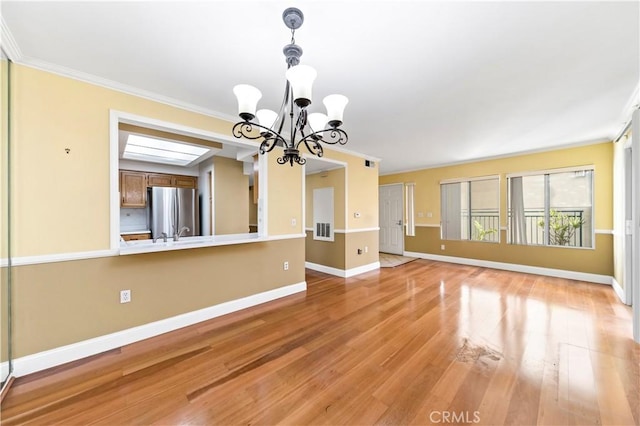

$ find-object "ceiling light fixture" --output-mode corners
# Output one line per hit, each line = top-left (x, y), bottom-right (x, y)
(232, 7), (349, 166)
(123, 134), (209, 166)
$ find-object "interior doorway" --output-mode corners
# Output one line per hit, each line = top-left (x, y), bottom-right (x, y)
(379, 184), (404, 255)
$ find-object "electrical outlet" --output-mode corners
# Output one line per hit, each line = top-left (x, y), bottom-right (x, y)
(120, 289), (131, 304)
(440, 244), (445, 251)
(364, 246), (368, 253)
(291, 218), (296, 227)
(283, 261), (289, 271)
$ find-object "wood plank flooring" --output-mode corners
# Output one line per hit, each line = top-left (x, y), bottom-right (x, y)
(2, 260), (638, 425)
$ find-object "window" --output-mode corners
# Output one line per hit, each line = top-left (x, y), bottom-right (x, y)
(440, 177), (499, 242)
(507, 167), (593, 248)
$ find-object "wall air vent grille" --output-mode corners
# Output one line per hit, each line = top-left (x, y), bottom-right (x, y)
(316, 222), (331, 238)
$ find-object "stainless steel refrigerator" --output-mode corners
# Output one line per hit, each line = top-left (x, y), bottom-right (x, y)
(149, 187), (199, 240)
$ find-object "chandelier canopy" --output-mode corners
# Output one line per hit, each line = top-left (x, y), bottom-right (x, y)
(232, 7), (349, 166)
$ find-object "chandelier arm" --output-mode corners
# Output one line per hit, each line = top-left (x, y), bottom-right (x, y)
(232, 121), (263, 140)
(315, 128), (349, 145)
(302, 138), (324, 158)
(232, 121), (288, 154)
(298, 128), (349, 148)
(259, 134), (286, 154)
(232, 121), (287, 141)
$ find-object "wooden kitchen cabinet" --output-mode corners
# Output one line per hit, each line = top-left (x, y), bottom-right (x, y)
(148, 172), (197, 189)
(147, 173), (174, 187)
(174, 175), (197, 188)
(121, 233), (151, 241)
(120, 171), (147, 208)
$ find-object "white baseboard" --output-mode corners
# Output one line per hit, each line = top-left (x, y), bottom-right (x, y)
(404, 251), (613, 285)
(0, 361), (9, 380)
(612, 278), (629, 305)
(12, 281), (307, 377)
(305, 261), (380, 278)
(345, 261), (380, 277)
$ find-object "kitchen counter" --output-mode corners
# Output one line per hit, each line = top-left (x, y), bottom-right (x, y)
(119, 233), (289, 255)
(120, 230), (151, 235)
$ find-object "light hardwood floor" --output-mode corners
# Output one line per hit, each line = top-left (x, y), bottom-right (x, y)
(2, 260), (638, 425)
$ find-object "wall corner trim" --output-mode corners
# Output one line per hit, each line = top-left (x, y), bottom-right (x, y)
(11, 281), (307, 377)
(612, 278), (629, 305)
(305, 261), (380, 278)
(404, 251), (614, 286)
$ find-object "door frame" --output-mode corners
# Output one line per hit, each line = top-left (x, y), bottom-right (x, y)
(379, 183), (405, 255)
(631, 109), (639, 343)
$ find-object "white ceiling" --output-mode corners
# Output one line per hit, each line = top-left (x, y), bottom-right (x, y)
(2, 1), (638, 174)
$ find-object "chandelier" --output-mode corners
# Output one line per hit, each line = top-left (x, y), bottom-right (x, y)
(232, 7), (349, 166)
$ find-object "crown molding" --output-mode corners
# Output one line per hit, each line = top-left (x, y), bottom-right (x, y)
(613, 83), (640, 142)
(0, 16), (22, 60)
(379, 137), (610, 176)
(323, 143), (382, 163)
(0, 16), (238, 123)
(17, 56), (240, 124)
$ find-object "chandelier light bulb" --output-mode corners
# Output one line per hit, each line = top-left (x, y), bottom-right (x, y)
(307, 112), (329, 133)
(256, 109), (278, 132)
(323, 94), (349, 128)
(233, 84), (262, 121)
(285, 65), (317, 108)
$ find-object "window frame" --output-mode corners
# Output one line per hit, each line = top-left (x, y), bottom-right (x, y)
(506, 165), (595, 249)
(440, 175), (501, 243)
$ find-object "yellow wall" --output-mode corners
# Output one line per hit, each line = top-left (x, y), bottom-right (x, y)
(323, 151), (378, 230)
(12, 238), (305, 357)
(266, 148), (303, 235)
(249, 186), (258, 227)
(306, 231), (346, 269)
(1, 56), (8, 261)
(5, 64), (379, 361)
(11, 65), (233, 256)
(214, 156), (249, 235)
(345, 230), (379, 269)
(303, 153), (379, 272)
(6, 65), (308, 359)
(1, 54), (10, 366)
(305, 168), (346, 229)
(305, 168), (346, 269)
(380, 143), (614, 276)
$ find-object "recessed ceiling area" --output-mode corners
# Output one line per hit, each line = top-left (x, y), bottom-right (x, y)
(3, 1), (638, 174)
(122, 134), (211, 167)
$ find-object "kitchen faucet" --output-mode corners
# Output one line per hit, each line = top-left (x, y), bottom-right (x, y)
(153, 232), (168, 243)
(174, 226), (190, 241)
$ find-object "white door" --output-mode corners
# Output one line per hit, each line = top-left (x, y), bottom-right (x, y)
(379, 184), (404, 255)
